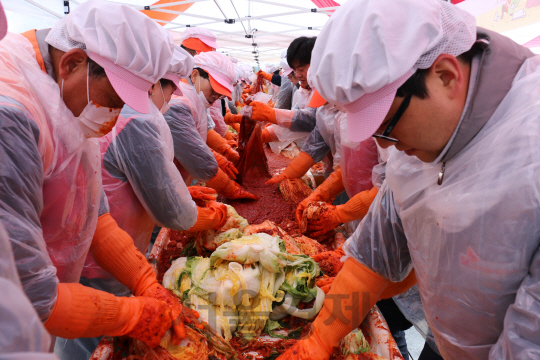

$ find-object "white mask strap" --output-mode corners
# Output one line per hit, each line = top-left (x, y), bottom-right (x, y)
(86, 64), (90, 104)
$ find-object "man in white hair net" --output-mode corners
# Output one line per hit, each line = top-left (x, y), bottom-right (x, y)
(278, 0), (540, 359)
(0, 0), (199, 356)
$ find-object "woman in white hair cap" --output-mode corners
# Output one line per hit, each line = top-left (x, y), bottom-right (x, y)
(0, 0), (196, 354)
(279, 0), (540, 358)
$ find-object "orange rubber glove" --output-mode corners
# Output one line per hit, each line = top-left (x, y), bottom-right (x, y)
(277, 258), (389, 360)
(188, 186), (217, 201)
(242, 86), (252, 94)
(207, 129), (240, 163)
(241, 93), (248, 101)
(307, 187), (379, 237)
(235, 101), (241, 107)
(188, 201), (228, 231)
(213, 150), (239, 180)
(296, 168), (345, 224)
(205, 168), (258, 200)
(224, 111), (243, 124)
(44, 283), (174, 348)
(49, 214), (190, 346)
(231, 123), (240, 133)
(261, 128), (278, 143)
(257, 70), (274, 82)
(251, 101), (277, 124)
(380, 269), (417, 299)
(224, 130), (235, 141)
(266, 152), (315, 185)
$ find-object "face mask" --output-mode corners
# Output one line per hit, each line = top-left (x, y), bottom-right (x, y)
(63, 66), (121, 138)
(196, 76), (212, 110)
(159, 82), (171, 114)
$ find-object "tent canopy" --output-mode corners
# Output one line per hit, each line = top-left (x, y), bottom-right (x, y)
(3, 0), (345, 66)
(4, 0), (540, 69)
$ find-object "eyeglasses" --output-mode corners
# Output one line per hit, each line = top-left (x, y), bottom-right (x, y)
(206, 77), (226, 101)
(372, 91), (413, 143)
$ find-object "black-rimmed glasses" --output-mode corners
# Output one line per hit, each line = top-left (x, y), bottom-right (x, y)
(372, 91), (413, 143)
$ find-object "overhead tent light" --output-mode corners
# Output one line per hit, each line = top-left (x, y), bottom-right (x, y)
(64, 1), (70, 14)
(224, 19), (235, 24)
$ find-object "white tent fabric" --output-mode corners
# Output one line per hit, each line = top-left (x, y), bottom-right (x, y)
(3, 0), (345, 65)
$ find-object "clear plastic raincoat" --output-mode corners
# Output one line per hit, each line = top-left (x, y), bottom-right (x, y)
(81, 103), (197, 291)
(335, 113), (379, 197)
(0, 222), (57, 359)
(269, 87), (316, 152)
(344, 53), (540, 359)
(0, 33), (102, 320)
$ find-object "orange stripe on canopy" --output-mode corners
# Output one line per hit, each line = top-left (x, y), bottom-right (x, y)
(141, 0), (194, 25)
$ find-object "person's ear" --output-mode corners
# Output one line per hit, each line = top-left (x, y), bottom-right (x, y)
(57, 48), (88, 80)
(148, 84), (155, 96)
(430, 54), (465, 100)
(190, 69), (199, 83)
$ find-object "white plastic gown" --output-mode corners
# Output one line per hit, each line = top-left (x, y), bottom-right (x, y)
(0, 222), (58, 359)
(344, 56), (540, 359)
(269, 87), (316, 153)
(81, 103), (197, 290)
(0, 33), (101, 320)
(164, 81), (219, 183)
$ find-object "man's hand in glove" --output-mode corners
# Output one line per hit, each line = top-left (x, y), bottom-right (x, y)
(307, 204), (343, 237)
(266, 173), (288, 185)
(139, 284), (188, 345)
(257, 70), (274, 82)
(224, 111), (243, 124)
(213, 150), (239, 179)
(222, 181), (259, 200)
(224, 147), (240, 163)
(251, 101), (277, 123)
(188, 186), (217, 201)
(227, 139), (238, 148)
(189, 201), (228, 231)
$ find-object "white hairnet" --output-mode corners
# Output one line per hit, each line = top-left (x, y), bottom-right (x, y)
(179, 26), (217, 48)
(46, 0), (173, 85)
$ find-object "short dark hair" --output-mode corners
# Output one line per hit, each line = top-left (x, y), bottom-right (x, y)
(159, 78), (177, 92)
(88, 58), (106, 79)
(194, 67), (209, 79)
(287, 36), (316, 69)
(181, 44), (197, 57)
(396, 42), (482, 99)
